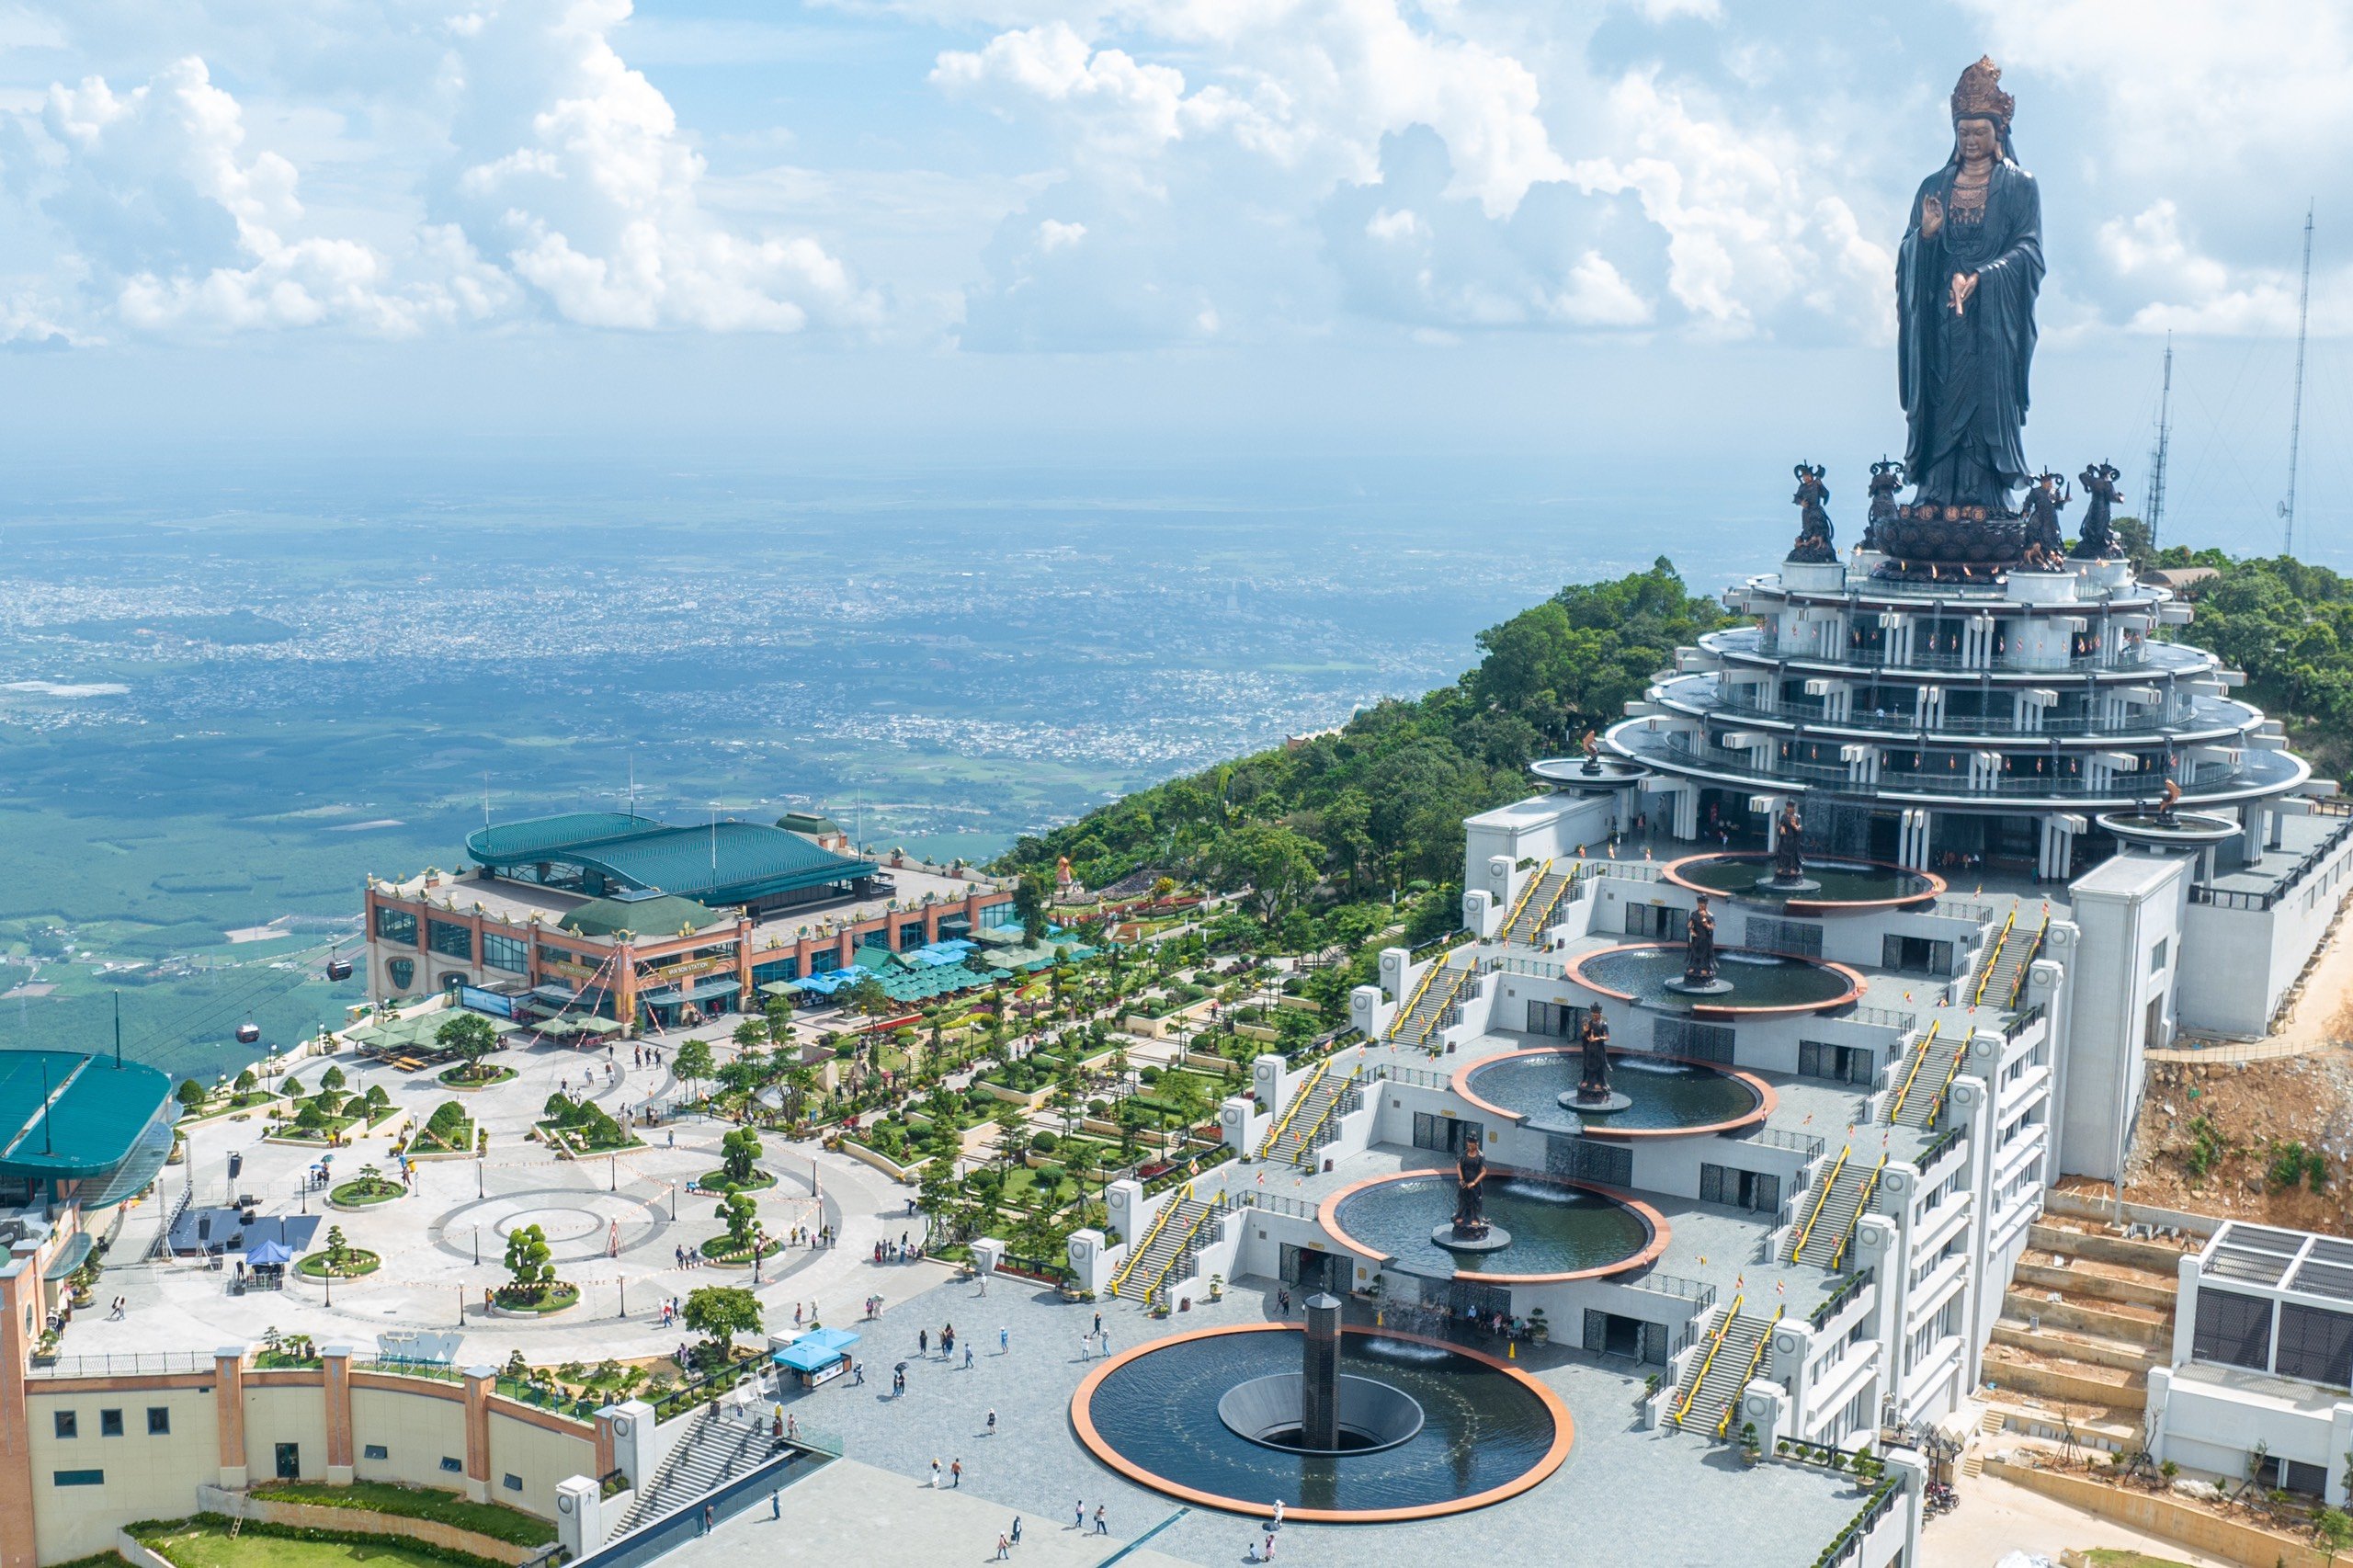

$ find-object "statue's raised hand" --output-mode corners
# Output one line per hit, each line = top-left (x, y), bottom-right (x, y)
(1920, 194), (1943, 239)
(1949, 270), (1979, 314)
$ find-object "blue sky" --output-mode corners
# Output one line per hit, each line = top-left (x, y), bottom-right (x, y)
(0, 1), (2347, 550)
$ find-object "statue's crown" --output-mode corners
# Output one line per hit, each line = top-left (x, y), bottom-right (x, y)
(1950, 56), (2014, 128)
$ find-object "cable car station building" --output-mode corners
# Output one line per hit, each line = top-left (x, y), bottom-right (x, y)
(360, 812), (1015, 1031)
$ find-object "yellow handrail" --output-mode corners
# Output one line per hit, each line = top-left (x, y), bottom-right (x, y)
(1497, 858), (1552, 940)
(1790, 1146), (1850, 1262)
(1108, 1180), (1190, 1298)
(1138, 1195), (1228, 1307)
(1386, 961), (1446, 1042)
(1256, 1059), (1331, 1158)
(2004, 915), (2050, 1009)
(1927, 1035), (1973, 1129)
(1280, 1064), (1361, 1168)
(1885, 1022), (1940, 1124)
(1673, 1295), (1742, 1427)
(1521, 868), (1579, 942)
(1971, 909), (2017, 1007)
(1828, 1156), (1889, 1272)
(1715, 1307), (1785, 1438)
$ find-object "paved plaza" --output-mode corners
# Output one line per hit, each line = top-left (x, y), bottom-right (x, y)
(766, 1275), (1871, 1568)
(70, 1034), (949, 1365)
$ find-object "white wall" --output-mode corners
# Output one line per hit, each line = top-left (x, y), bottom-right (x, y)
(2057, 853), (2188, 1181)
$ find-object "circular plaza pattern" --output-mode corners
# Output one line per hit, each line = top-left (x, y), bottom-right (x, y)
(1072, 1323), (1571, 1521)
(1663, 853), (1942, 913)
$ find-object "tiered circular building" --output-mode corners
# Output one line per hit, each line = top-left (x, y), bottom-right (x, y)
(1595, 549), (2310, 881)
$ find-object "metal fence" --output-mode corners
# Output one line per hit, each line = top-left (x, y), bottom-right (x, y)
(29, 1349), (218, 1380)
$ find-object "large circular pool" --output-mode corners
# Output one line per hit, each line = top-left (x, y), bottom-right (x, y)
(1326, 1172), (1658, 1281)
(1666, 853), (1940, 910)
(1570, 943), (1863, 1015)
(1074, 1324), (1568, 1520)
(1460, 1050), (1767, 1136)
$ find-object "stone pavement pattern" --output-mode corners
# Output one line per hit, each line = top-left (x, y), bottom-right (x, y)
(669, 1458), (1194, 1568)
(771, 1275), (1869, 1568)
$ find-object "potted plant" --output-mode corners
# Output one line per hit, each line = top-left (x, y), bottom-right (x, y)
(1741, 1422), (1762, 1466)
(1208, 1273), (1224, 1302)
(1528, 1306), (1550, 1345)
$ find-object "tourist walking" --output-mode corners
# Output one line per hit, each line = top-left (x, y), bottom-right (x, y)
(929, 1459), (941, 1488)
(1010, 1517), (1022, 1546)
(998, 1325), (1009, 1354)
(1074, 1500), (1086, 1530)
(986, 1408), (996, 1437)
(994, 1534), (1009, 1561)
(919, 1328), (929, 1356)
(1093, 1505), (1108, 1536)
(770, 1491), (780, 1520)
(951, 1458), (962, 1488)
(963, 1343), (973, 1369)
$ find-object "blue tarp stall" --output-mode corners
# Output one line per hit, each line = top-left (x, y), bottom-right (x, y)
(245, 1239), (293, 1267)
(772, 1326), (859, 1388)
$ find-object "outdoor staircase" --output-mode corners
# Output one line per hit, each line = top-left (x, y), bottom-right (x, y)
(1261, 1066), (1360, 1168)
(1386, 962), (1472, 1048)
(1967, 907), (2045, 1013)
(1887, 1024), (1964, 1130)
(1668, 1302), (1774, 1438)
(1788, 1153), (1883, 1270)
(1500, 867), (1574, 946)
(610, 1403), (775, 1536)
(1108, 1191), (1225, 1305)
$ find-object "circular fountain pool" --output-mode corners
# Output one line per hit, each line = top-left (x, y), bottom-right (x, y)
(1457, 1050), (1770, 1138)
(1074, 1324), (1569, 1520)
(1567, 943), (1863, 1017)
(1323, 1172), (1663, 1282)
(1665, 853), (1941, 912)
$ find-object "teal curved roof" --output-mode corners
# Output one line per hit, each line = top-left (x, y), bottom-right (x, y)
(563, 894), (727, 938)
(467, 813), (878, 906)
(0, 1051), (176, 1183)
(466, 813), (659, 863)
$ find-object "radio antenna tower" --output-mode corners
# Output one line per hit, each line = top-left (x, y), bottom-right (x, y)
(2280, 204), (2313, 558)
(2146, 335), (2172, 553)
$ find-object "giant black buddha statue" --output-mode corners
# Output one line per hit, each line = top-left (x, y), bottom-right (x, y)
(1900, 57), (2041, 514)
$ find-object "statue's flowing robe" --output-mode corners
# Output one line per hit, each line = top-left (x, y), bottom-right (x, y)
(1898, 156), (2042, 510)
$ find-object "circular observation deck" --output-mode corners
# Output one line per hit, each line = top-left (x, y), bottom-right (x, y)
(1607, 713), (2311, 813)
(1529, 756), (1651, 790)
(1663, 852), (1940, 913)
(1454, 1049), (1772, 1141)
(2095, 810), (2243, 850)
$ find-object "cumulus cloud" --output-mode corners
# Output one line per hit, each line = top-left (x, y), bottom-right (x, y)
(437, 0), (874, 332)
(23, 56), (465, 335)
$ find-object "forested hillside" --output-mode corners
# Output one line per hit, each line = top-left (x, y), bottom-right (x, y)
(997, 559), (1730, 913)
(1002, 539), (2353, 928)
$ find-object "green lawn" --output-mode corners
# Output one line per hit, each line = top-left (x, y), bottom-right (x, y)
(139, 1519), (503, 1568)
(248, 1481), (557, 1547)
(2082, 1553), (2200, 1568)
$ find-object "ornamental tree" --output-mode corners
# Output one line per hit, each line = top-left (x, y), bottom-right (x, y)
(721, 1128), (762, 1186)
(437, 1011), (503, 1078)
(504, 1222), (555, 1293)
(681, 1286), (762, 1360)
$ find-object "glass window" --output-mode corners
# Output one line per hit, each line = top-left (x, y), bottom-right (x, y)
(2275, 1303), (2353, 1389)
(440, 1456), (464, 1473)
(503, 1473), (524, 1492)
(427, 919), (474, 962)
(364, 1444), (389, 1460)
(99, 1409), (123, 1437)
(375, 906), (418, 945)
(2191, 1288), (2273, 1372)
(52, 1411), (76, 1439)
(52, 1470), (103, 1487)
(388, 958), (415, 992)
(1654, 1017), (1734, 1063)
(147, 1408), (170, 1435)
(482, 932), (529, 972)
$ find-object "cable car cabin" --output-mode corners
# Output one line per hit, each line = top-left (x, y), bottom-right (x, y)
(235, 1021), (262, 1045)
(325, 957), (354, 982)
